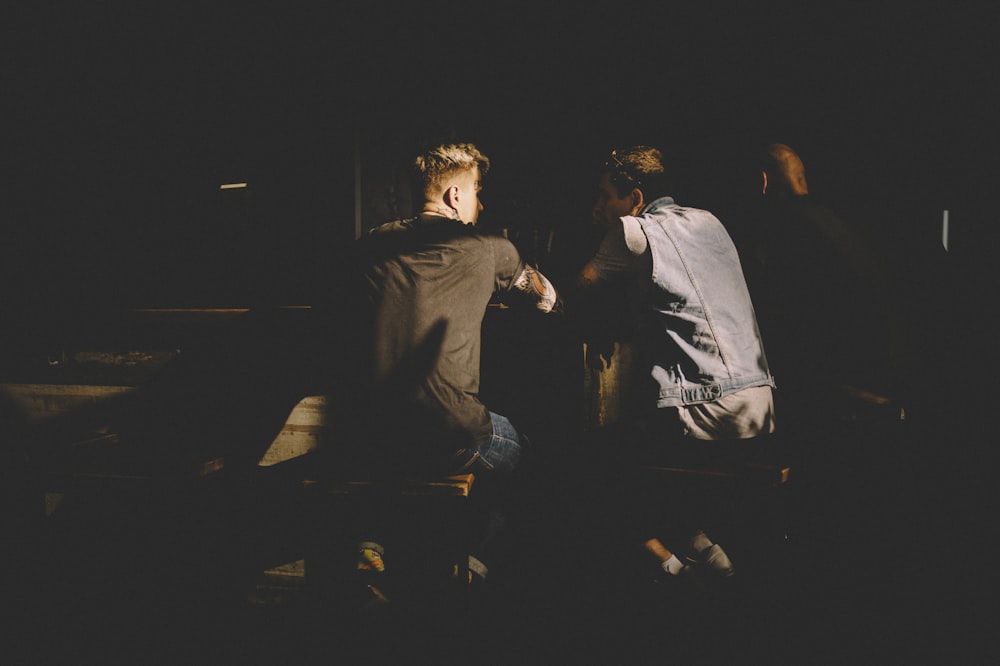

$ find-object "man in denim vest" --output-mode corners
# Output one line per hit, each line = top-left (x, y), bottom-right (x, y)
(574, 145), (776, 590)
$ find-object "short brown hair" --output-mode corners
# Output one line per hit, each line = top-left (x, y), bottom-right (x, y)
(412, 142), (490, 198)
(603, 145), (670, 199)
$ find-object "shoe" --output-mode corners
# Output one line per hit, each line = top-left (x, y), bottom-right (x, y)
(698, 544), (736, 579)
(682, 532), (735, 580)
(350, 541), (392, 614)
(645, 558), (707, 604)
(356, 541), (385, 572)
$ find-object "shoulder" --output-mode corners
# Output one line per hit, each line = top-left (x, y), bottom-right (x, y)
(368, 217), (415, 236)
(642, 200), (724, 229)
(645, 198), (718, 222)
(479, 232), (523, 270)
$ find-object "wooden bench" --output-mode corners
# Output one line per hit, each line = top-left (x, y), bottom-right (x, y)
(300, 473), (477, 607)
(4, 360), (480, 609)
(632, 443), (795, 573)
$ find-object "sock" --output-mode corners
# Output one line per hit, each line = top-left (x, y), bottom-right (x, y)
(356, 541), (385, 572)
(661, 554), (686, 576)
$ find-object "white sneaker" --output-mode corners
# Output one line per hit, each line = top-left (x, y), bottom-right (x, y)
(699, 543), (735, 579)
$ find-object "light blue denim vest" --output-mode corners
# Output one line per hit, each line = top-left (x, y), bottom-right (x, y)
(632, 197), (775, 407)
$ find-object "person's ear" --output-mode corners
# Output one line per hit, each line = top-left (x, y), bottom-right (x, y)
(631, 188), (643, 213)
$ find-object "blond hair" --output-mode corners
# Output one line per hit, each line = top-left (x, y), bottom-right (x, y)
(413, 142), (490, 198)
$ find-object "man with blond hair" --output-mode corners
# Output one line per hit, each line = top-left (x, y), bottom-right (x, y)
(338, 140), (563, 602)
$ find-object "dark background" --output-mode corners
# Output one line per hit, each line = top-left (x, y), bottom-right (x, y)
(4, 2), (996, 323)
(3, 7), (996, 656)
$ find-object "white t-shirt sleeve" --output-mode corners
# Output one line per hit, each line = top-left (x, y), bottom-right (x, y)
(589, 217), (647, 280)
(621, 216), (648, 256)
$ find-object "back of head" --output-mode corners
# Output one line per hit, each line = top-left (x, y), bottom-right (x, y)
(411, 142), (490, 201)
(762, 143), (809, 197)
(604, 145), (671, 200)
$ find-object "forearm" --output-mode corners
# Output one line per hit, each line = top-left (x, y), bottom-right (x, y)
(512, 264), (563, 313)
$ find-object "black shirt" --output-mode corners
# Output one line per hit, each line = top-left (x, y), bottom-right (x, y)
(347, 215), (526, 469)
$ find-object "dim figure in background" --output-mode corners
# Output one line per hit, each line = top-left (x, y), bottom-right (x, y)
(572, 146), (776, 589)
(729, 143), (905, 432)
(332, 141), (563, 603)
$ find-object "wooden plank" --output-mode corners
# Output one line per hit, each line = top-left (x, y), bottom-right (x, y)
(40, 427), (227, 492)
(0, 383), (135, 425)
(0, 350), (181, 386)
(639, 462), (790, 487)
(128, 305), (312, 324)
(256, 395), (328, 466)
(302, 473), (475, 498)
(1, 383), (328, 467)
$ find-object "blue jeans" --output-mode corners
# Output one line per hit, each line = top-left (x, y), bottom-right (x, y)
(475, 412), (527, 472)
(448, 411), (527, 474)
(453, 411), (530, 577)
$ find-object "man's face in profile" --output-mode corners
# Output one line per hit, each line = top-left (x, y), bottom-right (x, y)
(592, 172), (637, 229)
